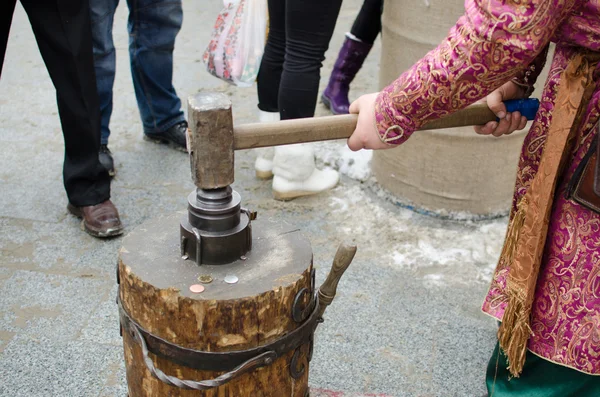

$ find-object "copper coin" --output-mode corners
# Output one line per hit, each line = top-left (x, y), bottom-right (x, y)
(189, 284), (205, 294)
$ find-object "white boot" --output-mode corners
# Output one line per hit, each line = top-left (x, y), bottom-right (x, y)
(271, 143), (339, 201)
(254, 111), (280, 179)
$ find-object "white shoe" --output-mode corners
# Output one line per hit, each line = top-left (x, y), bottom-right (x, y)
(254, 110), (280, 179)
(272, 168), (339, 201)
(271, 143), (339, 200)
(255, 147), (274, 179)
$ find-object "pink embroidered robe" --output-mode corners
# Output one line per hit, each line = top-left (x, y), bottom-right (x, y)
(374, 0), (600, 375)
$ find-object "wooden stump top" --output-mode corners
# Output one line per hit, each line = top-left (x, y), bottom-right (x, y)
(119, 213), (313, 301)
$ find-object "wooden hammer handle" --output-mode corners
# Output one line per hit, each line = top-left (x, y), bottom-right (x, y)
(317, 243), (357, 319)
(234, 102), (496, 150)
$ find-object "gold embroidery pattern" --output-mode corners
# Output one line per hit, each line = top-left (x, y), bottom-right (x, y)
(374, 0), (581, 144)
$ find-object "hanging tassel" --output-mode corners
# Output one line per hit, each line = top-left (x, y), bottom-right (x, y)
(499, 198), (527, 266)
(495, 198), (529, 377)
(498, 285), (532, 378)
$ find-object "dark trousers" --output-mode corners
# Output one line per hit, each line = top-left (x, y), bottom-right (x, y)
(350, 0), (383, 45)
(0, 0), (111, 207)
(257, 0), (343, 120)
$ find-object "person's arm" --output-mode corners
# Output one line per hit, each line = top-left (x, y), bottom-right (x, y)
(373, 0), (573, 146)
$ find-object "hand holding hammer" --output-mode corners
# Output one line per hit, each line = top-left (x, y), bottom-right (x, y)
(186, 93), (538, 190)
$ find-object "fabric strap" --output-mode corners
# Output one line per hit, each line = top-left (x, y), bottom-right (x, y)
(497, 51), (600, 378)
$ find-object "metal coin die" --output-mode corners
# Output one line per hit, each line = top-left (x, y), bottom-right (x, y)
(180, 186), (253, 266)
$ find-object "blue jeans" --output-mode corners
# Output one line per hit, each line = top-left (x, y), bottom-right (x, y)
(90, 0), (185, 144)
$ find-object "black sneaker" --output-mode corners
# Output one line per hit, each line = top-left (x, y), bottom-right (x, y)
(143, 121), (188, 152)
(99, 144), (115, 177)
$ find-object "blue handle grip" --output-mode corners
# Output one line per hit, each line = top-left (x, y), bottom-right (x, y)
(499, 98), (540, 121)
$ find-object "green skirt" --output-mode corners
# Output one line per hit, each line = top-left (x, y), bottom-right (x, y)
(486, 342), (600, 397)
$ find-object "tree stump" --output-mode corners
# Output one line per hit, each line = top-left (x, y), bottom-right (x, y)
(118, 213), (314, 396)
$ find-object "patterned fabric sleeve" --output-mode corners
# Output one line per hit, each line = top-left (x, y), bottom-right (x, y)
(375, 0), (579, 145)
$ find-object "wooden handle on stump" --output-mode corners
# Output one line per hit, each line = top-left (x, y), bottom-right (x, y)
(234, 103), (496, 150)
(317, 243), (357, 319)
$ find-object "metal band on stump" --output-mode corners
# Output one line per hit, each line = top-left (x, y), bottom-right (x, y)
(187, 93), (234, 189)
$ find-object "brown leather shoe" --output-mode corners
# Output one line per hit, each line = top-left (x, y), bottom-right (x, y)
(67, 200), (124, 238)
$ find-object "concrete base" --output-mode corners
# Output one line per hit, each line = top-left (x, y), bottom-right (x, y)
(372, 129), (526, 218)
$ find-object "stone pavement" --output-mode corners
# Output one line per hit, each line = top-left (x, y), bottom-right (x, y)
(312, 390), (392, 397)
(0, 1), (504, 396)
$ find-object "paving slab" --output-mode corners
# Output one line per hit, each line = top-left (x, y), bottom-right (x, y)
(79, 284), (121, 347)
(0, 270), (111, 341)
(0, 335), (122, 397)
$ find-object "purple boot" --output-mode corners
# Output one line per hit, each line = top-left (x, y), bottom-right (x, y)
(322, 35), (373, 115)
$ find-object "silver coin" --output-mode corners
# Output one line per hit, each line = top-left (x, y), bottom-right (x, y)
(224, 275), (239, 284)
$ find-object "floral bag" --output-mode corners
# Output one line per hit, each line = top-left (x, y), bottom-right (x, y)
(203, 0), (268, 87)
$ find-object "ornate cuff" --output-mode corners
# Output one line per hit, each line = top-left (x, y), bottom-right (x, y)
(379, 125), (406, 145)
(374, 85), (418, 146)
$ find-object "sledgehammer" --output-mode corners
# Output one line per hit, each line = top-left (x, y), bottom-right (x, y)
(186, 93), (539, 189)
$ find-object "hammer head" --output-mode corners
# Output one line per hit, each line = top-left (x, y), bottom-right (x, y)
(187, 92), (235, 189)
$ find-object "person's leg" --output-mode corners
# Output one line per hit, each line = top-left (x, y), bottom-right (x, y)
(253, 110), (279, 180)
(89, 0), (118, 146)
(279, 0), (342, 120)
(486, 342), (600, 396)
(254, 0), (286, 179)
(256, 0), (285, 113)
(322, 0), (383, 115)
(126, 0), (186, 149)
(89, 0), (119, 175)
(269, 0), (342, 200)
(20, 0), (123, 237)
(350, 0), (383, 45)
